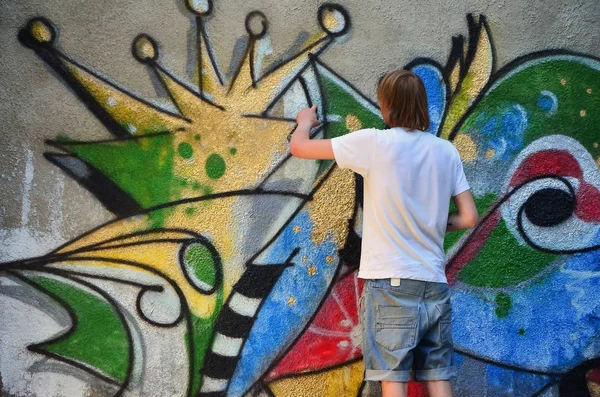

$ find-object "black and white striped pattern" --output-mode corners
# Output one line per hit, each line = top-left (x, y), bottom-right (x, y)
(198, 250), (297, 396)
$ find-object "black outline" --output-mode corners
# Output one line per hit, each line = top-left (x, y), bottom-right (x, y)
(404, 57), (451, 137)
(198, 250), (297, 396)
(44, 152), (143, 217)
(5, 253), (197, 397)
(18, 19), (188, 139)
(447, 48), (600, 141)
(179, 236), (223, 296)
(10, 270), (135, 396)
(16, 7), (600, 397)
(196, 16), (225, 91)
(317, 3), (351, 37)
(446, 174), (600, 279)
(245, 11), (268, 40)
(131, 33), (159, 64)
(152, 61), (224, 112)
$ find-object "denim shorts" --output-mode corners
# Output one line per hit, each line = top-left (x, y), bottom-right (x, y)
(360, 278), (456, 382)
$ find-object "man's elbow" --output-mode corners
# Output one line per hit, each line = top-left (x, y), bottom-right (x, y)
(290, 142), (300, 157)
(466, 212), (479, 228)
(290, 142), (306, 158)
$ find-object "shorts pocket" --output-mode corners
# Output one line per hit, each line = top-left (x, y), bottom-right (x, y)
(375, 306), (418, 351)
(436, 303), (452, 344)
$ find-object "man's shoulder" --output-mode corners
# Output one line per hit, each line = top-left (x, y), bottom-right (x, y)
(422, 133), (456, 149)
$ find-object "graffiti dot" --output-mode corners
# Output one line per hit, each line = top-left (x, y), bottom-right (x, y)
(486, 149), (495, 159)
(518, 328), (526, 336)
(587, 88), (593, 94)
(203, 186), (213, 196)
(318, 4), (350, 36)
(287, 296), (297, 306)
(307, 265), (317, 276)
(29, 19), (54, 43)
(179, 179), (189, 186)
(229, 147), (237, 155)
(245, 11), (268, 39)
(205, 153), (226, 179)
(293, 225), (301, 233)
(345, 114), (362, 132)
(185, 207), (196, 216)
(186, 0), (212, 15)
(132, 34), (159, 63)
(524, 188), (575, 227)
(192, 182), (201, 190)
(594, 143), (599, 149)
(338, 340), (350, 348)
(194, 134), (201, 141)
(302, 256), (308, 263)
(341, 319), (352, 328)
(537, 90), (558, 114)
(560, 78), (567, 86)
(494, 293), (512, 318)
(325, 256), (334, 264)
(580, 109), (587, 117)
(107, 96), (117, 107)
(178, 142), (194, 159)
(182, 241), (219, 293)
(453, 134), (477, 162)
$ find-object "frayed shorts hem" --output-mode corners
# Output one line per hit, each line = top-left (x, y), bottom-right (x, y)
(364, 369), (411, 382)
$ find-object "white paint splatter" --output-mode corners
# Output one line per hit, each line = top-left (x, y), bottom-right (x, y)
(21, 149), (34, 227)
(49, 171), (65, 238)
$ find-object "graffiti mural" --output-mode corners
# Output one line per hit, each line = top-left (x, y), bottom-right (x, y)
(1, 1), (599, 396)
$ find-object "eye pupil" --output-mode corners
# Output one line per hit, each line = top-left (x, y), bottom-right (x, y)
(524, 188), (575, 227)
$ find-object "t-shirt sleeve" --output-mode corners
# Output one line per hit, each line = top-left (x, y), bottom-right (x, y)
(453, 150), (470, 196)
(331, 129), (377, 176)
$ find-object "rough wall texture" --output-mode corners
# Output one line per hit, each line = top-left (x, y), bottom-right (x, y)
(1, 0), (599, 396)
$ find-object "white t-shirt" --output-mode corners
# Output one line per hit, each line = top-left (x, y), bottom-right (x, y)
(331, 127), (470, 283)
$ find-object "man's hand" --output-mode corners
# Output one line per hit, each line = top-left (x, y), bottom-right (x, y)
(296, 105), (321, 129)
(290, 105), (333, 160)
(447, 190), (478, 231)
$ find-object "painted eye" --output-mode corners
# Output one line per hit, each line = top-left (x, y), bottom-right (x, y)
(523, 187), (575, 227)
(179, 237), (222, 295)
(501, 176), (599, 253)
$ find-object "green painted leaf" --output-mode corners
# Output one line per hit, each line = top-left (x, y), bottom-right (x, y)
(30, 275), (130, 383)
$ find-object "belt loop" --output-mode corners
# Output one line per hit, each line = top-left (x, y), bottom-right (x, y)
(390, 278), (401, 287)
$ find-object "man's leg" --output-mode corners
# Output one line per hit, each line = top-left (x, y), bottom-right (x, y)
(425, 380), (453, 397)
(381, 381), (408, 397)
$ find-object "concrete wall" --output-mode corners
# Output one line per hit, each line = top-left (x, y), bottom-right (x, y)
(1, 0), (599, 396)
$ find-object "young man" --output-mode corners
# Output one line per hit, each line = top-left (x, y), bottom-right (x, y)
(290, 70), (478, 397)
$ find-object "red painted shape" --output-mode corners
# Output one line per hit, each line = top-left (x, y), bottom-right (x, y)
(408, 380), (429, 397)
(509, 149), (582, 187)
(576, 182), (600, 222)
(445, 209), (502, 285)
(587, 367), (600, 383)
(266, 271), (364, 381)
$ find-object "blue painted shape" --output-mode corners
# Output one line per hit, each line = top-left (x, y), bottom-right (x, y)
(537, 90), (558, 115)
(453, 352), (556, 396)
(481, 116), (497, 136)
(227, 210), (340, 397)
(411, 63), (446, 134)
(501, 104), (527, 152)
(485, 362), (554, 396)
(473, 104), (529, 159)
(451, 230), (600, 372)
